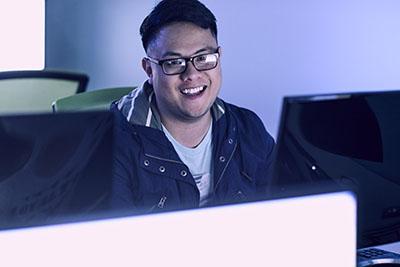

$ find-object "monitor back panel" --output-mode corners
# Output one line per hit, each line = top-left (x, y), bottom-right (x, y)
(0, 111), (114, 228)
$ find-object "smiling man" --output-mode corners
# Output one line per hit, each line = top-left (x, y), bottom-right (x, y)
(111, 0), (275, 213)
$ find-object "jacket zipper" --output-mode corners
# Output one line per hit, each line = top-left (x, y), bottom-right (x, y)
(157, 196), (167, 209)
(147, 196), (168, 213)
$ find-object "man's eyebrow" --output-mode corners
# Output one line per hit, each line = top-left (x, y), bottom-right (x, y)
(193, 46), (217, 54)
(161, 46), (218, 59)
(161, 51), (182, 58)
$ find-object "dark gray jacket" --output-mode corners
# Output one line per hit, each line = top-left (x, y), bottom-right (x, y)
(110, 83), (275, 214)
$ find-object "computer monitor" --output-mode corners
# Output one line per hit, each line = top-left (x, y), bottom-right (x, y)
(271, 90), (400, 248)
(0, 190), (356, 267)
(0, 111), (114, 229)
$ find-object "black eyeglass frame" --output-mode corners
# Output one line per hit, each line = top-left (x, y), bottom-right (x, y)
(145, 47), (220, 75)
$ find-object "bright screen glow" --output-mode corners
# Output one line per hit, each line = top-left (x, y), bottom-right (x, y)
(0, 0), (45, 71)
(0, 192), (356, 267)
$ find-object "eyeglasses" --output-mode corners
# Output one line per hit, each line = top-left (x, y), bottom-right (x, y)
(145, 48), (220, 75)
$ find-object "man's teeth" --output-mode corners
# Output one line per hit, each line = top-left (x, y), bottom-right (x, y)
(181, 86), (205, 95)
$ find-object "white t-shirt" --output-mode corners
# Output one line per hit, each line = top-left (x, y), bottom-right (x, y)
(162, 123), (213, 207)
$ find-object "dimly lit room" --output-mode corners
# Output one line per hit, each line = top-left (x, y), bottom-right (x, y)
(1, 1), (400, 266)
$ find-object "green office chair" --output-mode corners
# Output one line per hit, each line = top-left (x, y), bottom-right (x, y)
(52, 86), (135, 112)
(0, 70), (88, 114)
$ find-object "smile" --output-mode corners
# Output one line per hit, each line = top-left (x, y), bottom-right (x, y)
(180, 86), (206, 96)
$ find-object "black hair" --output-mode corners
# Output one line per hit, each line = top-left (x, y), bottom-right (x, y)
(140, 0), (218, 52)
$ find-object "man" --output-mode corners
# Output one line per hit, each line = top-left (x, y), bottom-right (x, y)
(111, 0), (275, 214)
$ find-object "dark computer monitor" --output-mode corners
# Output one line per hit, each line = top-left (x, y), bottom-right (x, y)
(271, 90), (400, 248)
(0, 111), (114, 229)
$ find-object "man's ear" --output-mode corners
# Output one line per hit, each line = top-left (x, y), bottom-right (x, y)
(142, 58), (153, 85)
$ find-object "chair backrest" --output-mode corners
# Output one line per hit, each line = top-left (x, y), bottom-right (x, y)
(0, 70), (88, 114)
(52, 87), (135, 112)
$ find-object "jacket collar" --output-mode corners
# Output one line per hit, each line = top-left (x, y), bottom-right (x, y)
(115, 81), (226, 130)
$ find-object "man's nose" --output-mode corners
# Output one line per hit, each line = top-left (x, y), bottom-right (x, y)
(181, 61), (201, 80)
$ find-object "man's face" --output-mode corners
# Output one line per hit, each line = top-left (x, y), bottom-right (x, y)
(143, 22), (222, 124)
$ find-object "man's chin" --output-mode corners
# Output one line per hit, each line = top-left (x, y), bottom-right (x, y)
(180, 108), (212, 123)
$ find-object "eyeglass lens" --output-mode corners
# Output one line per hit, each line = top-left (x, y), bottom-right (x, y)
(162, 53), (218, 75)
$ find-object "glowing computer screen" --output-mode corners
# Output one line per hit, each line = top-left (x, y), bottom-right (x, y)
(0, 0), (45, 71)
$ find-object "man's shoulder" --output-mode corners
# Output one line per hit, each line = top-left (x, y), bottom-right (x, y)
(221, 100), (275, 156)
(225, 101), (259, 117)
(110, 103), (139, 138)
